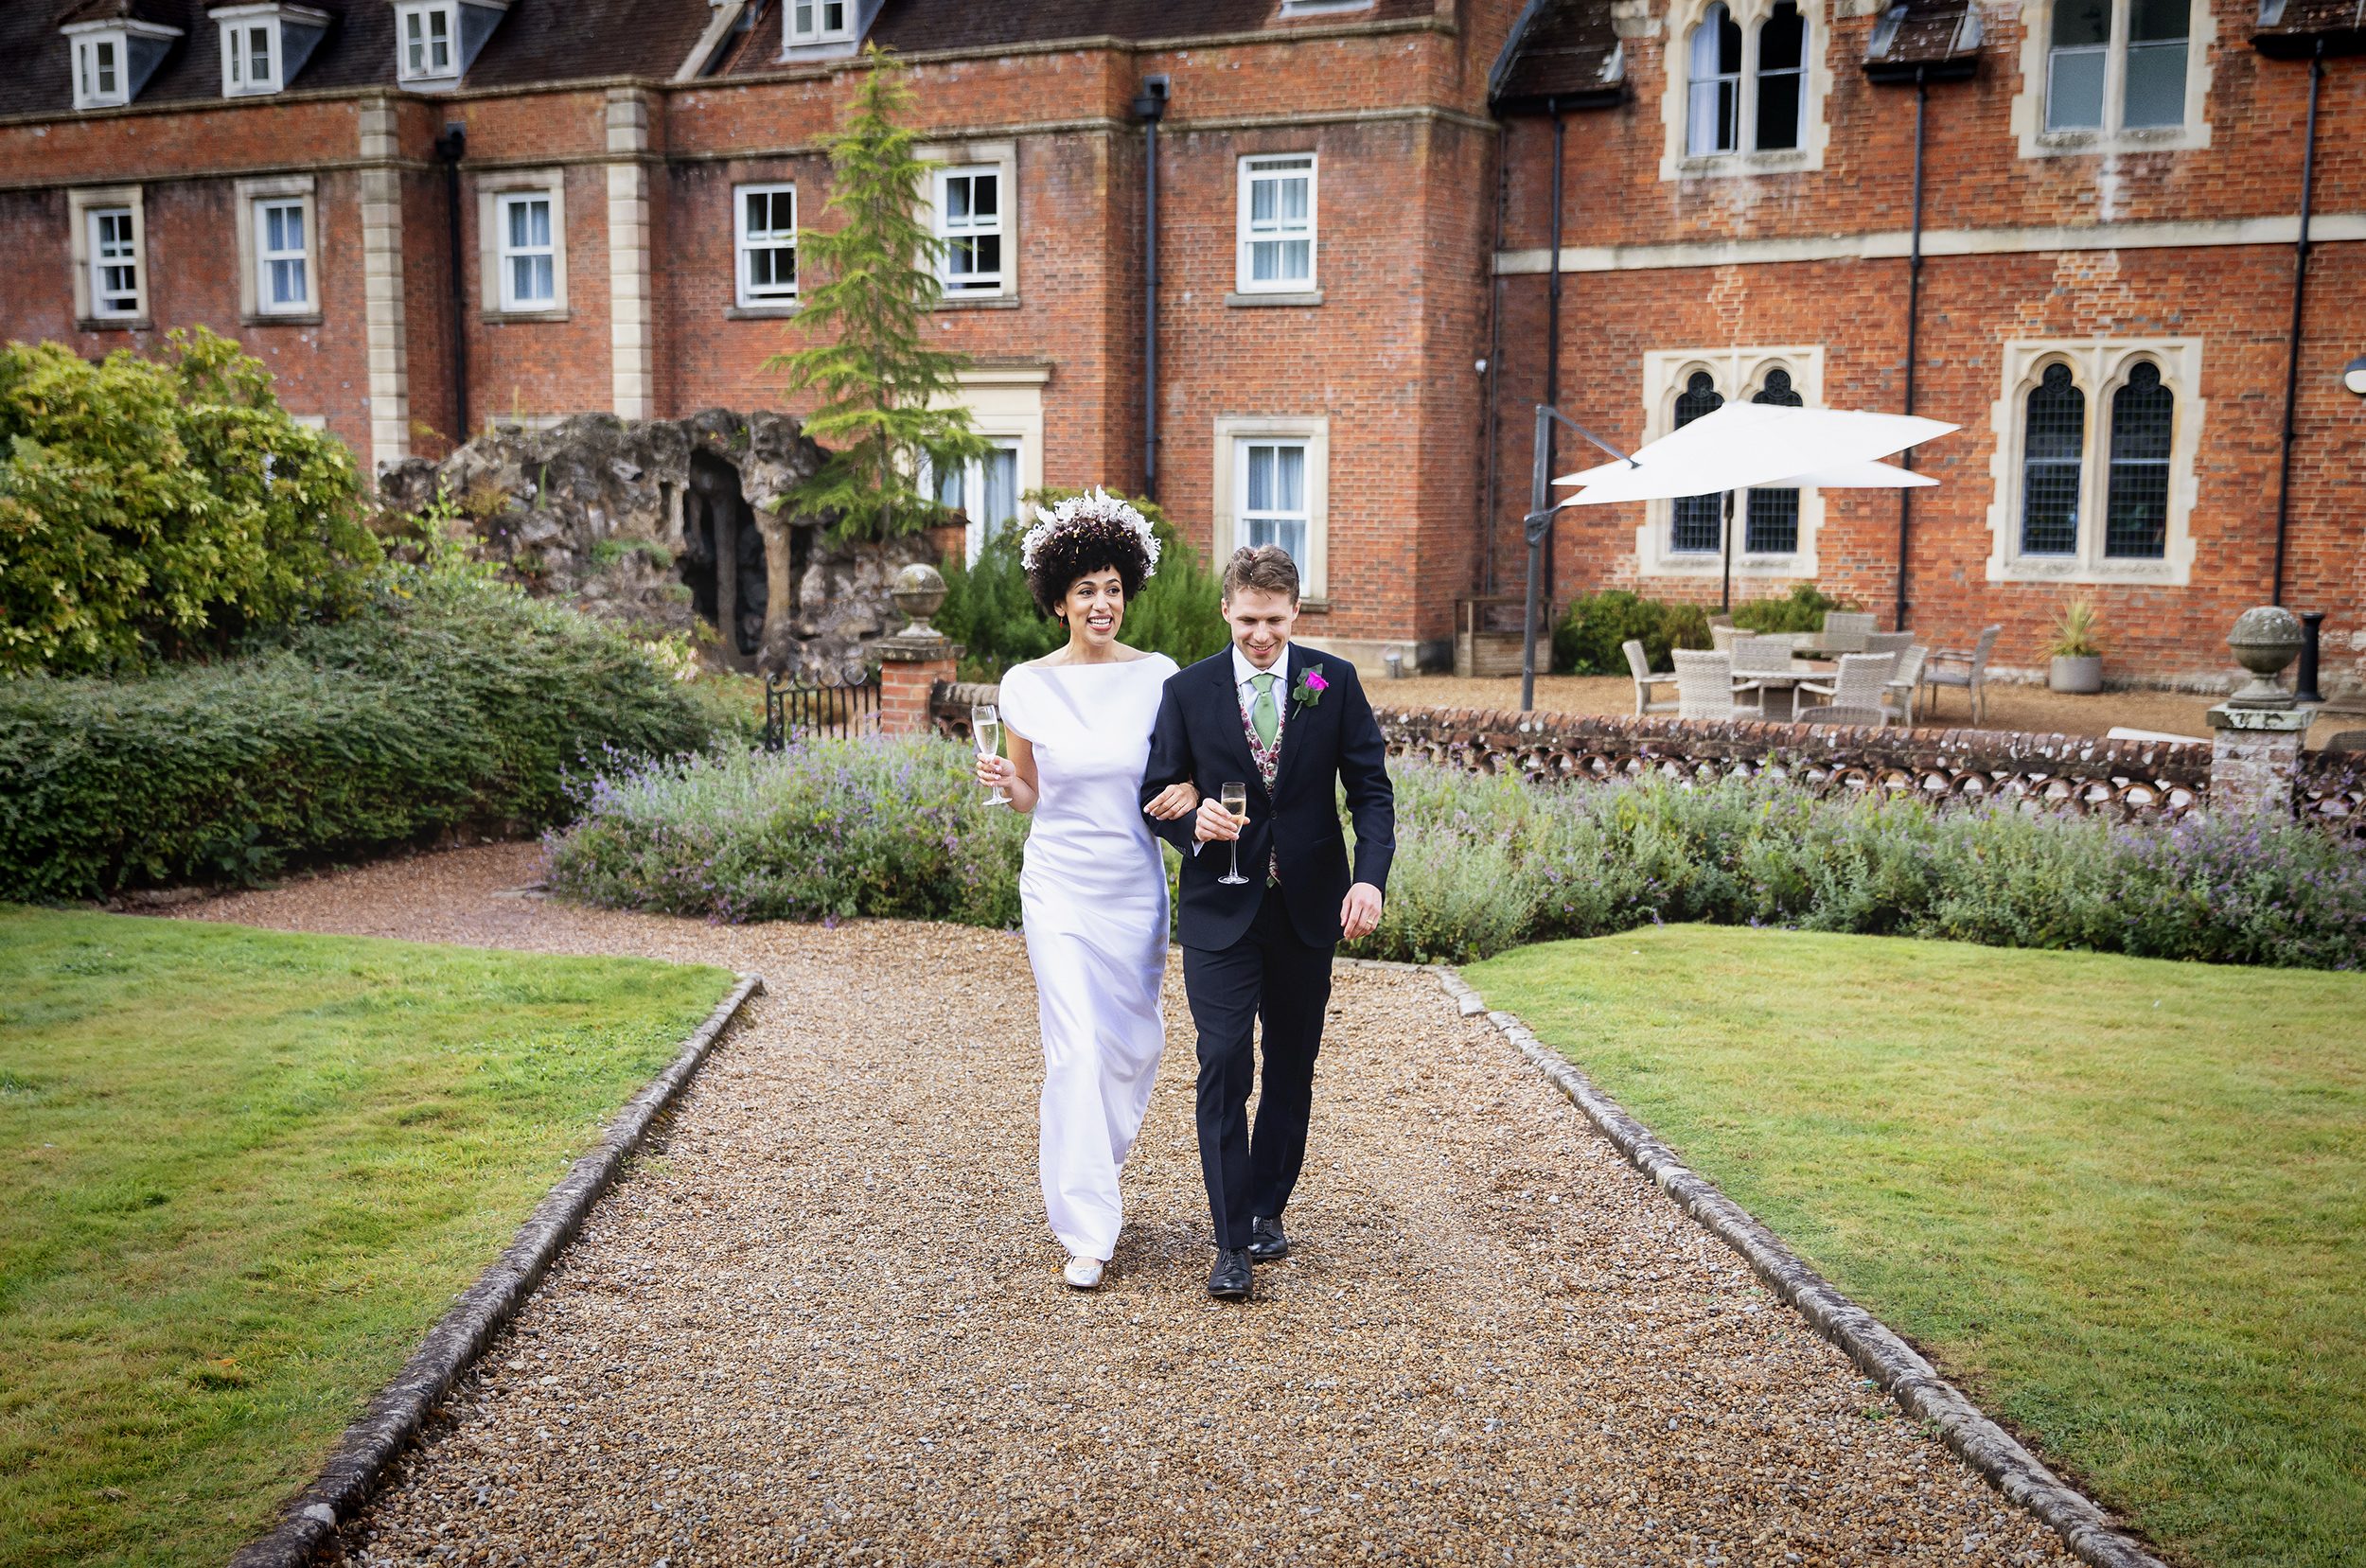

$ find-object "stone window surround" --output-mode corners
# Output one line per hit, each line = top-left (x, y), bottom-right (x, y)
(1211, 414), (1333, 608)
(474, 167), (568, 322)
(913, 138), (1016, 306)
(1657, 0), (1833, 182)
(1634, 346), (1827, 581)
(2009, 0), (2215, 158)
(234, 174), (320, 324)
(1984, 338), (2203, 588)
(67, 185), (149, 330)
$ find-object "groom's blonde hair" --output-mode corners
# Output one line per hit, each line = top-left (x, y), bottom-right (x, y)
(1221, 545), (1299, 606)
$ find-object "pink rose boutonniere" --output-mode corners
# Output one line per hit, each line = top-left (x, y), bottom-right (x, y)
(1292, 663), (1329, 709)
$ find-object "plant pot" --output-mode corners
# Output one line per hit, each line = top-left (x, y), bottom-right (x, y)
(2049, 654), (2103, 694)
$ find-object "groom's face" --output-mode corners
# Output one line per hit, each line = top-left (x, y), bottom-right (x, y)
(1223, 588), (1298, 671)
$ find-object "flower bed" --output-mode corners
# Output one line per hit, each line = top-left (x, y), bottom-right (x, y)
(543, 736), (2366, 971)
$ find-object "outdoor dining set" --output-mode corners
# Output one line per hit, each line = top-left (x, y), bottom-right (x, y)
(1627, 613), (2002, 728)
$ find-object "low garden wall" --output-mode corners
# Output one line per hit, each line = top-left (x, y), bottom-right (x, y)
(934, 683), (2223, 820)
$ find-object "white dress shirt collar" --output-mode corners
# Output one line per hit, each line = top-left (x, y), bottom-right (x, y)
(1230, 642), (1292, 692)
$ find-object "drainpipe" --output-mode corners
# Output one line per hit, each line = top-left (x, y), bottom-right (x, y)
(1543, 100), (1565, 608)
(434, 123), (469, 445)
(2271, 40), (2323, 607)
(1133, 77), (1169, 502)
(1482, 121), (1509, 595)
(1893, 68), (1928, 631)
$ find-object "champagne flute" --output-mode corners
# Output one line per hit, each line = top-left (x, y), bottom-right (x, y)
(1218, 782), (1251, 885)
(973, 703), (1009, 805)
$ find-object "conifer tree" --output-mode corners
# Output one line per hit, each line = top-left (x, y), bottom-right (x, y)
(766, 45), (989, 544)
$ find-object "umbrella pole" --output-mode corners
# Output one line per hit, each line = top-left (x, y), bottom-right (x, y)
(1719, 489), (1736, 613)
(1521, 402), (1552, 714)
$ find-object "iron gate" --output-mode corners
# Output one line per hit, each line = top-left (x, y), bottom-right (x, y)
(762, 671), (881, 749)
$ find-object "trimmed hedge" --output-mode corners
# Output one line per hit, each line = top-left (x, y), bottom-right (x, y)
(544, 737), (2366, 972)
(1553, 590), (1713, 675)
(0, 563), (715, 901)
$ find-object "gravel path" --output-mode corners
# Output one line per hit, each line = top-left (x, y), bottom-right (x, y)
(183, 847), (2075, 1567)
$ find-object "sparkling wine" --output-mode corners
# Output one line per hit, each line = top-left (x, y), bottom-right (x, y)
(1218, 782), (1250, 884)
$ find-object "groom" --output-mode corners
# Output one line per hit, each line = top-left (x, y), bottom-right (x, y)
(1139, 545), (1395, 1302)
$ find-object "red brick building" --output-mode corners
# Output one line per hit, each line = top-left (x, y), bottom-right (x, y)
(0, 0), (2357, 686)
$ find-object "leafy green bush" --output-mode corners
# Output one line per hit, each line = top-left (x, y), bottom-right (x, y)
(935, 490), (1227, 678)
(0, 559), (714, 901)
(1731, 583), (1855, 634)
(545, 739), (2366, 972)
(0, 329), (380, 676)
(1553, 590), (1713, 675)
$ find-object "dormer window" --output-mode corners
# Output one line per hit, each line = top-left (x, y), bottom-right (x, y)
(221, 15), (279, 93)
(786, 0), (855, 44)
(75, 35), (122, 106)
(397, 2), (457, 79)
(212, 5), (327, 97)
(63, 18), (182, 111)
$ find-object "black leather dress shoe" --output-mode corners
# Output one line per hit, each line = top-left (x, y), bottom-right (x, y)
(1248, 1216), (1289, 1262)
(1207, 1247), (1253, 1300)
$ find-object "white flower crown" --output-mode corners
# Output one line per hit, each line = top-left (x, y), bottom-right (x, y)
(1017, 488), (1161, 582)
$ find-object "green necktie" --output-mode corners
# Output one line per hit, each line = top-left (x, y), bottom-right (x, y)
(1251, 672), (1280, 750)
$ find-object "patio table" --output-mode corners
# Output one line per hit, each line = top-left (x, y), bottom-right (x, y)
(1731, 658), (1837, 721)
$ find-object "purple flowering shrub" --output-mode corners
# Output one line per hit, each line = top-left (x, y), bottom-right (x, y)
(545, 741), (2365, 969)
(544, 736), (1025, 926)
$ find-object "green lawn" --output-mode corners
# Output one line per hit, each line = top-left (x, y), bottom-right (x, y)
(0, 909), (732, 1568)
(1466, 926), (2366, 1568)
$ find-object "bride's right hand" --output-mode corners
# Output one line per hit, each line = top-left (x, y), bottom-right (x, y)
(976, 753), (1012, 788)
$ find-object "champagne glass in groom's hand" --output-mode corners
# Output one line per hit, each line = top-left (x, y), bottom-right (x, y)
(1218, 783), (1250, 885)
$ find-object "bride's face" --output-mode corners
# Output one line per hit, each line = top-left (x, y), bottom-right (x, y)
(1058, 569), (1127, 647)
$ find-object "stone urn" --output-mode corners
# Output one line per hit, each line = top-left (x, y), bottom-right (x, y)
(889, 562), (949, 636)
(2226, 605), (2304, 708)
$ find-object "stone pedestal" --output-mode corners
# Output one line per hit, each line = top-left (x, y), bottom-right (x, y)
(2205, 704), (2311, 817)
(876, 629), (957, 736)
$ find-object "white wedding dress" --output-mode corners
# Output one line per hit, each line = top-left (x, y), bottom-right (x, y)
(997, 653), (1178, 1265)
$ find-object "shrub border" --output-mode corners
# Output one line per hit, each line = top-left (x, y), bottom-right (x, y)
(226, 971), (767, 1568)
(1394, 959), (2171, 1568)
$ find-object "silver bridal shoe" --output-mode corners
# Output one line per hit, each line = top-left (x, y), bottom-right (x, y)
(1062, 1257), (1104, 1290)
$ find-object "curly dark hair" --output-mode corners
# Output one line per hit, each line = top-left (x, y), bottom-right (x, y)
(1025, 520), (1154, 620)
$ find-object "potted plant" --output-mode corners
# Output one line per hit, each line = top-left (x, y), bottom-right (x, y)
(2047, 598), (2104, 694)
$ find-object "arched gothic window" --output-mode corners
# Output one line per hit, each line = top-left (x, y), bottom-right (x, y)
(1686, 6), (1743, 155)
(1671, 371), (1726, 553)
(2020, 362), (2085, 555)
(1756, 3), (1806, 150)
(1745, 367), (1803, 554)
(2105, 361), (2172, 558)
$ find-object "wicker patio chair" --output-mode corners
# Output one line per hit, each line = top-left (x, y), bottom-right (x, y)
(1797, 651), (1898, 721)
(1625, 639), (1681, 716)
(1729, 635), (1798, 715)
(1796, 704), (1887, 728)
(1862, 630), (1916, 657)
(1708, 612), (1736, 629)
(1709, 624), (1742, 653)
(1881, 644), (1928, 727)
(1821, 611), (1877, 653)
(1921, 625), (2002, 724)
(1673, 650), (1744, 721)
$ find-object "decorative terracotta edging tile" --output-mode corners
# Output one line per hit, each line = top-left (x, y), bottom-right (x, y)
(1404, 959), (2171, 1568)
(227, 972), (768, 1568)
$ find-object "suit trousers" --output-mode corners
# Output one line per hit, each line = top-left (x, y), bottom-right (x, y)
(1182, 889), (1335, 1252)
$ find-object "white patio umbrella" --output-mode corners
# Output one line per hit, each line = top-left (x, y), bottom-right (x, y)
(1552, 401), (1957, 504)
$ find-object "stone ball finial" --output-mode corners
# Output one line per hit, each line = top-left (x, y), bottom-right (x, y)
(890, 561), (949, 633)
(2227, 605), (2304, 709)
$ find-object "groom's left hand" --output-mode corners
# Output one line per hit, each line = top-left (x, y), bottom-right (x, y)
(1340, 882), (1384, 943)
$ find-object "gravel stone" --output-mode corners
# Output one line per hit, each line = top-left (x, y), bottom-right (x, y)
(183, 846), (2079, 1567)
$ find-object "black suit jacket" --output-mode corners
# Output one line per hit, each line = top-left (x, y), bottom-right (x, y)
(1139, 645), (1395, 951)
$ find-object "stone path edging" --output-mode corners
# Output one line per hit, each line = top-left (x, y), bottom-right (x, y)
(227, 972), (767, 1568)
(1422, 962), (2171, 1568)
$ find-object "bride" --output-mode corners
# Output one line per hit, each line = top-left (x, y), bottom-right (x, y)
(976, 491), (1196, 1290)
